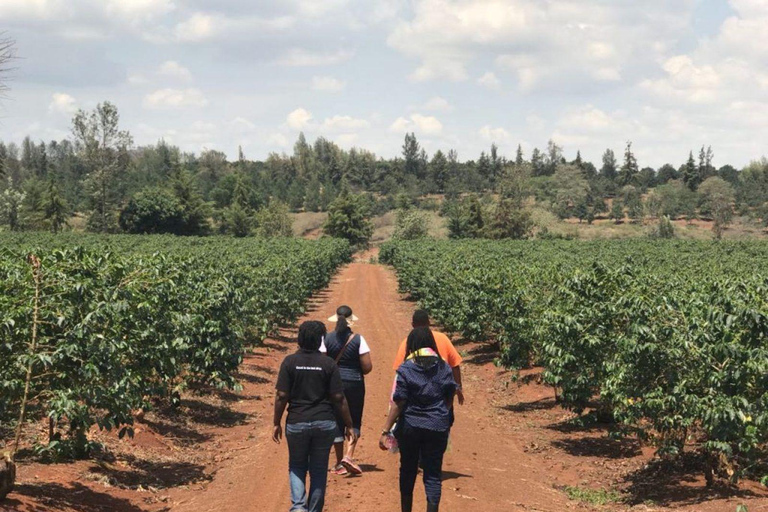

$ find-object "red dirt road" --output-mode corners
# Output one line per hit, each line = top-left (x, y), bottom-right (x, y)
(4, 259), (767, 512)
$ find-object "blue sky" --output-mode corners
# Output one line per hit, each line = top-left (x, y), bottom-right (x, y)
(0, 0), (766, 168)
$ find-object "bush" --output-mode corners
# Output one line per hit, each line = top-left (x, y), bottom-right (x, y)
(254, 200), (293, 237)
(393, 209), (429, 240)
(119, 188), (185, 234)
(323, 187), (374, 248)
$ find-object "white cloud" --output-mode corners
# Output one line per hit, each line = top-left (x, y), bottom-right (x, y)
(477, 71), (501, 91)
(278, 48), (354, 67)
(231, 117), (257, 131)
(128, 74), (150, 86)
(48, 93), (77, 114)
(388, 0), (694, 89)
(389, 113), (443, 135)
(174, 13), (214, 42)
(479, 125), (511, 142)
(312, 76), (347, 92)
(104, 0), (175, 22)
(421, 96), (453, 112)
(286, 108), (314, 130)
(268, 132), (290, 148)
(173, 12), (295, 43)
(321, 115), (369, 131)
(158, 60), (192, 82)
(143, 88), (208, 109)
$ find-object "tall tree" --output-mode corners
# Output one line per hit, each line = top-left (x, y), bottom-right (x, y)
(72, 101), (133, 232)
(43, 180), (68, 233)
(545, 139), (563, 176)
(515, 144), (524, 166)
(682, 150), (700, 190)
(600, 149), (618, 181)
(402, 133), (420, 179)
(618, 141), (638, 186)
(531, 148), (544, 176)
(430, 150), (448, 193)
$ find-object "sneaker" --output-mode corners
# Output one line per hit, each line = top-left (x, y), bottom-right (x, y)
(341, 457), (363, 475)
(330, 463), (348, 476)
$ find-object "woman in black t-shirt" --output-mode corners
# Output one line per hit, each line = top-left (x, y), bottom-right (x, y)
(273, 320), (357, 512)
(322, 305), (373, 476)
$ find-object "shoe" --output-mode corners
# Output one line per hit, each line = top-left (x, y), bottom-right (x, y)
(340, 456), (363, 475)
(329, 463), (348, 476)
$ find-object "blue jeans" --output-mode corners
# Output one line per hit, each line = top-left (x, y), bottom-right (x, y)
(286, 420), (337, 512)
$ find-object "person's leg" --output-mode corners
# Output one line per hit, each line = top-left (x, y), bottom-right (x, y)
(306, 420), (337, 512)
(397, 423), (419, 512)
(286, 422), (312, 512)
(419, 428), (449, 509)
(344, 383), (364, 460)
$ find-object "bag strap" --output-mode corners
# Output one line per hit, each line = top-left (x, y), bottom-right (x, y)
(334, 333), (355, 364)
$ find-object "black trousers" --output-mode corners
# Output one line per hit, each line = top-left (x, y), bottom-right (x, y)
(396, 422), (449, 505)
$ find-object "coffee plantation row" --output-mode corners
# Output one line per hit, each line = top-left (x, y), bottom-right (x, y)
(380, 240), (768, 485)
(1, 234), (351, 458)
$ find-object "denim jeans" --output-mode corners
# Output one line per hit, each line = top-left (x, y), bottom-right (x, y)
(286, 420), (337, 512)
(396, 422), (450, 505)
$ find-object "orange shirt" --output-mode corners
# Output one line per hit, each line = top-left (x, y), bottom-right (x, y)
(393, 330), (463, 370)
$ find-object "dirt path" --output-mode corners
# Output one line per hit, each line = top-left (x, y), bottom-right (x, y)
(6, 259), (767, 512)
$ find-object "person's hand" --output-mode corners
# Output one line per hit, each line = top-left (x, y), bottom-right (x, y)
(457, 388), (465, 405)
(379, 433), (390, 451)
(345, 426), (358, 444)
(272, 424), (283, 444)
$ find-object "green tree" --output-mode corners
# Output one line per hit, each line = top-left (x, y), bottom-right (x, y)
(0, 178), (24, 230)
(610, 199), (624, 224)
(447, 195), (485, 239)
(552, 164), (589, 219)
(402, 133), (421, 180)
(484, 198), (533, 239)
(531, 148), (545, 177)
(43, 180), (69, 233)
(515, 144), (524, 166)
(254, 200), (293, 237)
(323, 186), (374, 248)
(224, 202), (253, 237)
(430, 150), (449, 193)
(621, 185), (643, 223)
(393, 208), (429, 240)
(682, 151), (701, 191)
(170, 164), (211, 235)
(618, 141), (638, 186)
(600, 148), (618, 181)
(72, 101), (133, 232)
(657, 163), (679, 184)
(699, 177), (735, 239)
(119, 187), (185, 234)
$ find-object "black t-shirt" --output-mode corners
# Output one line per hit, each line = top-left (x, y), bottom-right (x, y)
(276, 349), (344, 424)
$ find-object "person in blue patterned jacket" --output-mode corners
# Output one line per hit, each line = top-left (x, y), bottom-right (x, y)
(379, 327), (457, 512)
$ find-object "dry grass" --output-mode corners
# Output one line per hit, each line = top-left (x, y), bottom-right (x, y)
(290, 212), (327, 237)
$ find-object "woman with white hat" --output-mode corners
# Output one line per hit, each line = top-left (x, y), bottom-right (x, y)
(321, 305), (373, 475)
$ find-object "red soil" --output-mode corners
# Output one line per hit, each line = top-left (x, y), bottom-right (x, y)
(2, 260), (766, 512)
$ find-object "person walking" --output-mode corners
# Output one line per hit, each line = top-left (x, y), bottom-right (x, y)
(393, 310), (464, 407)
(273, 320), (357, 512)
(380, 327), (457, 512)
(321, 305), (373, 476)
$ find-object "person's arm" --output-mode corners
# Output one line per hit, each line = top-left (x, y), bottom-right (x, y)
(360, 353), (373, 375)
(272, 390), (289, 444)
(452, 366), (465, 405)
(330, 392), (358, 443)
(379, 400), (405, 450)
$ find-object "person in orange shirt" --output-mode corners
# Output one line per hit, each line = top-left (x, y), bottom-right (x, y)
(393, 310), (464, 406)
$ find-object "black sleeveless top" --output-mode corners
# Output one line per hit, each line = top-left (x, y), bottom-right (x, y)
(325, 331), (363, 382)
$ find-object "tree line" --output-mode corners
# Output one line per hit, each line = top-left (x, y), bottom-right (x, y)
(1, 101), (767, 240)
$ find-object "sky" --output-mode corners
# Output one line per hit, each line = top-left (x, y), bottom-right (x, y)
(0, 0), (766, 168)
